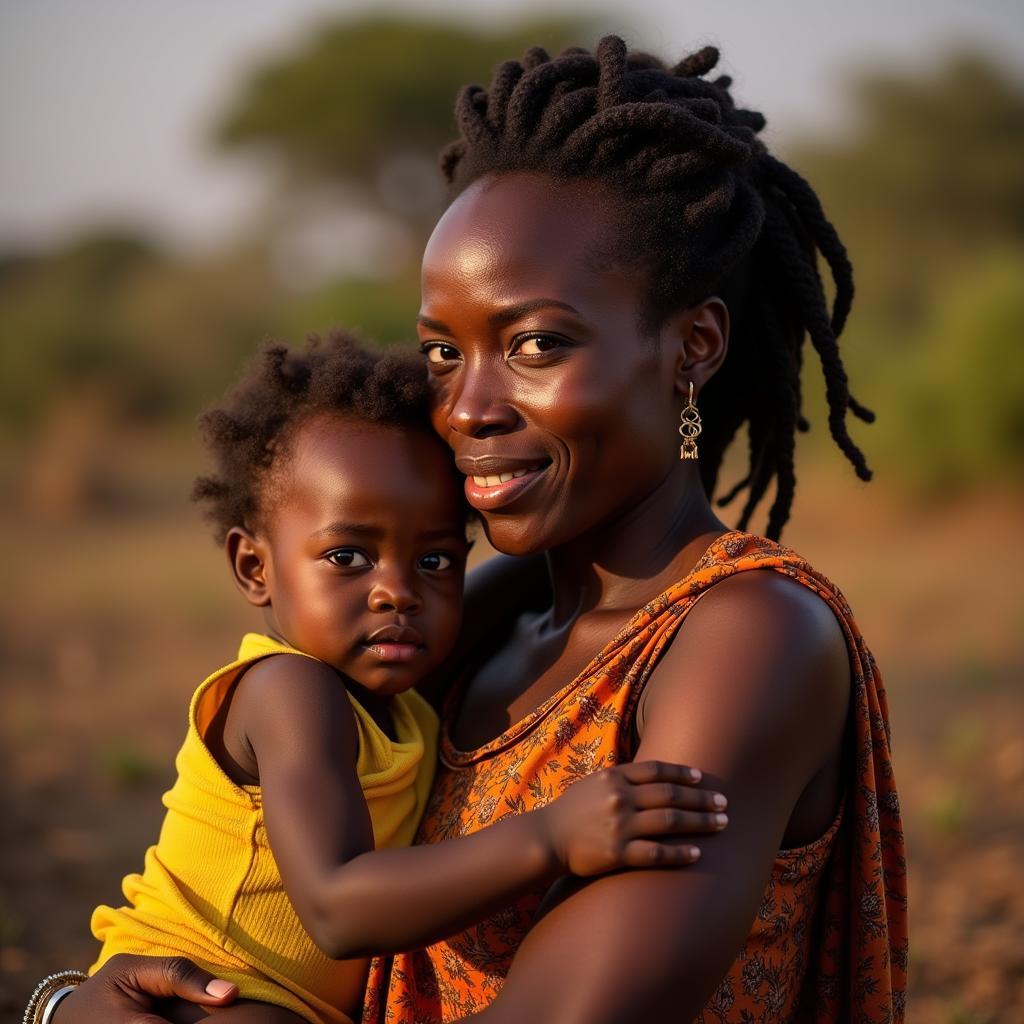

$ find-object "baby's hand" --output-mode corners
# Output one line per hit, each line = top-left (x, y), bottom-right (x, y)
(537, 760), (727, 876)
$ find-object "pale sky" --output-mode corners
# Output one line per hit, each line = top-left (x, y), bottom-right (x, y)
(2, 0), (1022, 252)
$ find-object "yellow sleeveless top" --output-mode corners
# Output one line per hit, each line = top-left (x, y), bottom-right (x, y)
(90, 633), (438, 1024)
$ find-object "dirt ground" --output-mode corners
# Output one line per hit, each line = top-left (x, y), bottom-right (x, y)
(2, 466), (1022, 1022)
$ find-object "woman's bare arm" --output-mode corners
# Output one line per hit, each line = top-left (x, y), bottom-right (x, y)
(232, 654), (725, 959)
(464, 572), (851, 1023)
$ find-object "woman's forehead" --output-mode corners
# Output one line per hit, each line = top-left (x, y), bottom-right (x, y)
(420, 172), (632, 313)
(424, 174), (616, 274)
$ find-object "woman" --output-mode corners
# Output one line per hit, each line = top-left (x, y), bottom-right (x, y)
(42, 37), (905, 1023)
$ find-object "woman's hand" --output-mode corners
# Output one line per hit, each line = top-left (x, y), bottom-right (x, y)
(536, 760), (727, 876)
(53, 954), (237, 1024)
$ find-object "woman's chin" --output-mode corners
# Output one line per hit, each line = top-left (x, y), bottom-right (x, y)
(478, 515), (553, 558)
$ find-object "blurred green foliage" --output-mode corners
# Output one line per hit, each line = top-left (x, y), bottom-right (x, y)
(923, 784), (969, 838)
(99, 742), (160, 790)
(1, 238), (284, 430)
(284, 275), (421, 346)
(792, 53), (1024, 325)
(784, 52), (1024, 488)
(893, 251), (1024, 490)
(2, 18), (1022, 515)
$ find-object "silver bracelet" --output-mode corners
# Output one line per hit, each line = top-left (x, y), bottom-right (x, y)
(22, 970), (88, 1024)
(40, 985), (81, 1024)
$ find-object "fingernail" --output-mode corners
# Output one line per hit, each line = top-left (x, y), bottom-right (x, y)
(688, 768), (702, 782)
(714, 813), (728, 827)
(687, 845), (701, 859)
(206, 980), (236, 998)
(712, 793), (727, 809)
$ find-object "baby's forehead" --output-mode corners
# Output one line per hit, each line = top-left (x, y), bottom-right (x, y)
(271, 412), (464, 523)
(288, 411), (446, 466)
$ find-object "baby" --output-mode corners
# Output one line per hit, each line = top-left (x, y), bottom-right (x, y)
(89, 332), (721, 1023)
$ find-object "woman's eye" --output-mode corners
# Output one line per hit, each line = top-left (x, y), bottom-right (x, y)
(420, 342), (460, 364)
(513, 334), (566, 357)
(325, 549), (371, 568)
(419, 552), (453, 572)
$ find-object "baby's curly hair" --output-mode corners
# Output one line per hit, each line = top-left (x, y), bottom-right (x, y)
(192, 329), (436, 543)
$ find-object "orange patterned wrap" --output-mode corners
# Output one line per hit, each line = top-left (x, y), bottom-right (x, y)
(364, 532), (907, 1023)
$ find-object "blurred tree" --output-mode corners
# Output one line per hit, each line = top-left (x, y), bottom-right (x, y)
(214, 15), (595, 234)
(791, 52), (1024, 330)
(1, 232), (166, 431)
(788, 52), (1024, 492)
(0, 235), (285, 433)
(0, 232), (290, 516)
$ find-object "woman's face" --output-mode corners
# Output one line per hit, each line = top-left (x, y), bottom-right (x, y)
(417, 172), (686, 556)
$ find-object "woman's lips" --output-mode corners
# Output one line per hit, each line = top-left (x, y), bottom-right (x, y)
(463, 464), (548, 511)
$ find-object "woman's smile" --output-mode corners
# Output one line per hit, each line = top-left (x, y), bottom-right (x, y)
(454, 454), (552, 510)
(463, 464), (547, 506)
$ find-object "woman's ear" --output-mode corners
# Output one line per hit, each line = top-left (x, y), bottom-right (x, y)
(225, 526), (271, 607)
(660, 296), (730, 399)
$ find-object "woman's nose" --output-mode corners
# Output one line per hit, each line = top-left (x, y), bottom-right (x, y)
(368, 572), (423, 614)
(445, 362), (518, 439)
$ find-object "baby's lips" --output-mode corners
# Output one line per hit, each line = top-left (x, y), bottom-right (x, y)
(364, 624), (425, 647)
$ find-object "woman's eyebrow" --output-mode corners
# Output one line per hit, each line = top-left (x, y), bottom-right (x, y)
(416, 299), (584, 336)
(489, 298), (582, 327)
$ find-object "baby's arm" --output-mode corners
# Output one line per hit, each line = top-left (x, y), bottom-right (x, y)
(230, 654), (726, 960)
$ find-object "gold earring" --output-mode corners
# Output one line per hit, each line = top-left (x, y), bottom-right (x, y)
(678, 381), (702, 460)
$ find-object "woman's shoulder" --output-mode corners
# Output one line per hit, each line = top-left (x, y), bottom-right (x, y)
(642, 532), (852, 752)
(685, 562), (849, 670)
(697, 529), (851, 675)
(695, 529), (837, 577)
(681, 530), (858, 626)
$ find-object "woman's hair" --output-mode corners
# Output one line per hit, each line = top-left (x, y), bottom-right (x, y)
(192, 329), (434, 542)
(441, 36), (873, 538)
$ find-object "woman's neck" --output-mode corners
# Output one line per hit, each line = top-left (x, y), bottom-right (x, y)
(543, 463), (727, 629)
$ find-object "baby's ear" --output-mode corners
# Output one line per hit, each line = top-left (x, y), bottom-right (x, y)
(226, 526), (271, 607)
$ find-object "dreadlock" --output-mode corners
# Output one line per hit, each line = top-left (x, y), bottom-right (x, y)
(192, 329), (438, 543)
(440, 36), (873, 538)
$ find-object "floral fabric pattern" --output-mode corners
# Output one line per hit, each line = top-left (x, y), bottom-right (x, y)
(363, 532), (907, 1023)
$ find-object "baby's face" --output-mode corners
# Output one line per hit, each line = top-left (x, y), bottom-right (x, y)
(257, 413), (469, 696)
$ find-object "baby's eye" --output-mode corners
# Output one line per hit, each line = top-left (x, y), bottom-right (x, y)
(325, 549), (371, 568)
(420, 342), (461, 364)
(513, 334), (567, 356)
(419, 552), (454, 572)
